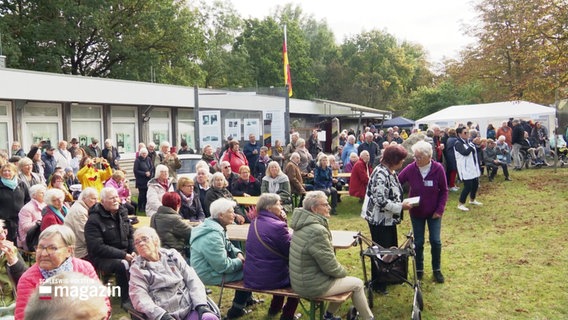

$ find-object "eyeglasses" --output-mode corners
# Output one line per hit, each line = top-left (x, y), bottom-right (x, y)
(134, 236), (151, 246)
(317, 202), (331, 207)
(223, 166), (230, 169)
(35, 245), (64, 255)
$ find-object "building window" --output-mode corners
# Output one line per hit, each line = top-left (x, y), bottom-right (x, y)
(22, 102), (62, 149)
(70, 104), (103, 147)
(149, 108), (171, 146)
(178, 109), (195, 149)
(111, 106), (138, 153)
(0, 101), (11, 151)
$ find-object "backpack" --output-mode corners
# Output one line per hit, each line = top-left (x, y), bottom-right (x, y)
(26, 221), (42, 251)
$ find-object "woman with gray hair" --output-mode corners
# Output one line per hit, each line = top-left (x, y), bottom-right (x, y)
(295, 138), (312, 174)
(145, 164), (174, 217)
(261, 162), (292, 214)
(17, 184), (47, 250)
(64, 187), (98, 259)
(130, 226), (219, 320)
(205, 172), (246, 224)
(40, 188), (67, 232)
(15, 225), (108, 320)
(134, 146), (153, 213)
(18, 157), (45, 192)
(399, 140), (448, 283)
(313, 154), (338, 215)
(244, 193), (299, 320)
(190, 198), (253, 319)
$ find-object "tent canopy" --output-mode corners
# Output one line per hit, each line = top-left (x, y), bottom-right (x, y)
(382, 116), (415, 128)
(415, 101), (556, 137)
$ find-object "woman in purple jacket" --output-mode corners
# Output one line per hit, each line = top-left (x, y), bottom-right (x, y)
(243, 193), (299, 320)
(398, 140), (448, 284)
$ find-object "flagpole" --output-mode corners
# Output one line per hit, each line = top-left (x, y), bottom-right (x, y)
(283, 25), (291, 144)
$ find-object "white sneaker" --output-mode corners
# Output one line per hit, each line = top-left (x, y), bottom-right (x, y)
(457, 204), (469, 211)
(469, 200), (483, 206)
(449, 186), (460, 192)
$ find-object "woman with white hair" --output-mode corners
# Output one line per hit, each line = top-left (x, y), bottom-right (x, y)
(398, 140), (448, 283)
(295, 138), (313, 174)
(261, 162), (292, 214)
(17, 184), (46, 250)
(145, 164), (174, 217)
(64, 187), (98, 259)
(190, 198), (253, 319)
(134, 147), (153, 213)
(194, 167), (211, 217)
(40, 188), (67, 231)
(204, 172), (245, 224)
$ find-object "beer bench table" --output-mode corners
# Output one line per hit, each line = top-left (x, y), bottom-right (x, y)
(218, 280), (352, 320)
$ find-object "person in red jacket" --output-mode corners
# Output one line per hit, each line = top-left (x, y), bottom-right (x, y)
(221, 141), (248, 174)
(40, 188), (68, 231)
(349, 150), (372, 202)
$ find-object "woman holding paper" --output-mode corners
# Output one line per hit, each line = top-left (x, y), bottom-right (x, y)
(398, 140), (448, 284)
(361, 145), (412, 294)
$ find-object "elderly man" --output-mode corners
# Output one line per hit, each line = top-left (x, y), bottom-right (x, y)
(85, 187), (135, 307)
(83, 138), (102, 159)
(511, 119), (525, 170)
(190, 198), (254, 319)
(289, 191), (374, 320)
(220, 161), (239, 193)
(284, 152), (308, 199)
(40, 145), (57, 181)
(284, 132), (300, 160)
(357, 132), (380, 166)
(243, 134), (262, 167)
(64, 187), (99, 259)
(54, 140), (72, 169)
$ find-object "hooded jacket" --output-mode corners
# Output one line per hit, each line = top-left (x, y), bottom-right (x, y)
(289, 208), (346, 298)
(150, 206), (192, 254)
(189, 218), (243, 285)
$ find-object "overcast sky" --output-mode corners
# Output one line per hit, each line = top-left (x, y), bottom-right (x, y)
(227, 0), (480, 65)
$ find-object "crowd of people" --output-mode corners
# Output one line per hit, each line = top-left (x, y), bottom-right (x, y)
(0, 118), (562, 319)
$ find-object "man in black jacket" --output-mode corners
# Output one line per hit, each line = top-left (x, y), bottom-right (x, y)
(511, 119), (525, 170)
(85, 187), (134, 306)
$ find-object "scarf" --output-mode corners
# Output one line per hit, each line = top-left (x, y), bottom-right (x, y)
(1, 177), (18, 190)
(46, 205), (68, 223)
(40, 256), (73, 279)
(179, 190), (194, 206)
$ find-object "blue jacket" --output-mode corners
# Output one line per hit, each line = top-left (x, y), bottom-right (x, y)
(243, 142), (261, 167)
(244, 210), (291, 289)
(189, 218), (243, 285)
(313, 166), (333, 190)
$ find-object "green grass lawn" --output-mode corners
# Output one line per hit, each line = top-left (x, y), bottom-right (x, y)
(113, 167), (568, 320)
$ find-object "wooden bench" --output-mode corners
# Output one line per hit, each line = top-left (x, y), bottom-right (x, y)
(337, 190), (350, 196)
(219, 280), (352, 320)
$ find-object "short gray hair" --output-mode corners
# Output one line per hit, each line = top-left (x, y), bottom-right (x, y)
(29, 184), (47, 200)
(209, 198), (236, 219)
(139, 148), (148, 156)
(303, 191), (327, 211)
(411, 141), (433, 158)
(257, 193), (281, 212)
(99, 187), (118, 202)
(160, 141), (171, 148)
(78, 187), (98, 202)
(133, 226), (161, 248)
(39, 224), (76, 247)
(290, 152), (300, 161)
(210, 172), (228, 188)
(45, 188), (65, 206)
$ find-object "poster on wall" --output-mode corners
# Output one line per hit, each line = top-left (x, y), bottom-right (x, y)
(225, 119), (241, 141)
(243, 118), (260, 140)
(264, 111), (285, 145)
(199, 110), (222, 149)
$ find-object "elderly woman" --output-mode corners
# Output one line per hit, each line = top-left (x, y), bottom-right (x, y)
(0, 163), (30, 243)
(63, 187), (99, 259)
(222, 141), (249, 174)
(205, 172), (245, 224)
(150, 192), (193, 259)
(252, 146), (271, 181)
(146, 164), (175, 217)
(77, 156), (113, 193)
(17, 157), (44, 192)
(232, 165), (261, 197)
(102, 138), (120, 170)
(362, 145), (412, 294)
(313, 154), (338, 215)
(398, 140), (448, 284)
(349, 150), (372, 202)
(17, 184), (46, 250)
(342, 152), (359, 174)
(270, 139), (285, 168)
(40, 188), (68, 232)
(289, 191), (374, 320)
(244, 194), (299, 320)
(194, 167), (211, 217)
(105, 169), (136, 214)
(15, 225), (108, 320)
(177, 177), (205, 222)
(454, 127), (482, 211)
(261, 162), (292, 214)
(26, 147), (45, 182)
(295, 138), (313, 174)
(130, 227), (218, 320)
(47, 173), (73, 204)
(190, 198), (253, 319)
(134, 147), (154, 213)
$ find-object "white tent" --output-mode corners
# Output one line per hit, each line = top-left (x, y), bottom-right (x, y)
(415, 101), (556, 137)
